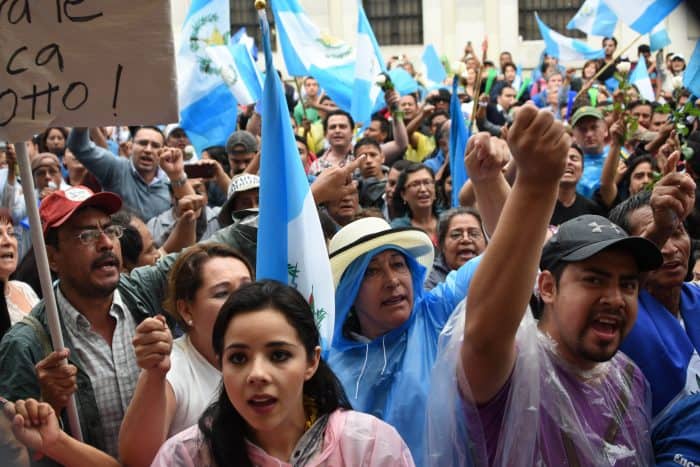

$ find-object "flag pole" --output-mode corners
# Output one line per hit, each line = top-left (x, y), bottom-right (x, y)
(14, 141), (83, 442)
(293, 78), (309, 138)
(574, 32), (644, 101)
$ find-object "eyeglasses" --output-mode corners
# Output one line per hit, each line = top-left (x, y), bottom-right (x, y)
(448, 228), (483, 241)
(75, 225), (124, 245)
(404, 179), (434, 190)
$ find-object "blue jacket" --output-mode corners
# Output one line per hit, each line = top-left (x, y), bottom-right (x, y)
(68, 129), (171, 220)
(327, 246), (481, 466)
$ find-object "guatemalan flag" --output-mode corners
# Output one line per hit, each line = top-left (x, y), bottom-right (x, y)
(630, 58), (655, 101)
(177, 0), (237, 156)
(566, 0), (617, 37)
(205, 43), (264, 105)
(257, 6), (336, 343)
(271, 0), (356, 112)
(601, 0), (681, 34)
(536, 13), (605, 63)
(231, 27), (258, 61)
(351, 2), (385, 127)
(649, 23), (672, 52)
(684, 40), (700, 98)
(421, 44), (448, 90)
(449, 75), (470, 208)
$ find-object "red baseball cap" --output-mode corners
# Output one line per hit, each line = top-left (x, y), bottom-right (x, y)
(40, 186), (122, 234)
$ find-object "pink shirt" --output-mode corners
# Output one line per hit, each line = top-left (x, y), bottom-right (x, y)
(150, 409), (414, 467)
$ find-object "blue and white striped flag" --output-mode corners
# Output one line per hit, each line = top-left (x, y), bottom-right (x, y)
(177, 0), (236, 155)
(421, 44), (447, 89)
(271, 0), (356, 111)
(449, 76), (470, 208)
(205, 43), (263, 105)
(601, 0), (681, 34)
(630, 58), (655, 101)
(351, 2), (385, 127)
(684, 40), (700, 98)
(536, 13), (605, 63)
(649, 23), (672, 52)
(256, 5), (336, 343)
(231, 27), (258, 61)
(566, 0), (617, 37)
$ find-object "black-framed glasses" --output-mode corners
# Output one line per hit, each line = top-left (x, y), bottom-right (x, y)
(75, 225), (124, 245)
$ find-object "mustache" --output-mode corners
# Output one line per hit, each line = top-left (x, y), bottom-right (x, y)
(91, 252), (120, 270)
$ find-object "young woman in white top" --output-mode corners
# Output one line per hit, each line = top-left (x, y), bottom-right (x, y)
(118, 243), (253, 467)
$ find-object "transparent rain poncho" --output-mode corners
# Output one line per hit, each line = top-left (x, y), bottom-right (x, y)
(426, 300), (654, 467)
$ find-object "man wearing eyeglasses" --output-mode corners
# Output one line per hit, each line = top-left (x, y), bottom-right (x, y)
(68, 127), (191, 220)
(0, 185), (240, 458)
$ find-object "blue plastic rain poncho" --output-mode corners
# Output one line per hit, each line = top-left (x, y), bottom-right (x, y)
(326, 245), (481, 466)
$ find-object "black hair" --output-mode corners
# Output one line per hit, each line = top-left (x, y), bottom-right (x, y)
(370, 114), (392, 140)
(203, 145), (230, 176)
(38, 127), (69, 155)
(498, 84), (515, 96)
(602, 36), (618, 47)
(132, 125), (165, 142)
(638, 44), (651, 55)
(323, 109), (354, 133)
(391, 159), (411, 172)
(354, 137), (381, 155)
(110, 210), (144, 271)
(619, 154), (657, 199)
(294, 134), (309, 148)
(198, 280), (351, 467)
(628, 100), (652, 112)
(428, 110), (450, 128)
(501, 62), (517, 74)
(435, 163), (451, 210)
(608, 190), (653, 234)
(390, 163), (437, 218)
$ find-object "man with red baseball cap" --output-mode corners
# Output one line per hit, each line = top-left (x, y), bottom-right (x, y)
(0, 186), (183, 457)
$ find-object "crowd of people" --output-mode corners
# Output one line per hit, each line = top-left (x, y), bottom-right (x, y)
(0, 33), (699, 467)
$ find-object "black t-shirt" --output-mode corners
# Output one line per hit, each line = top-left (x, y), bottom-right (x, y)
(550, 193), (606, 226)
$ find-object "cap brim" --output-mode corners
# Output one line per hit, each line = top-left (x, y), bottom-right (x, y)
(559, 237), (663, 272)
(330, 227), (434, 286)
(45, 192), (122, 233)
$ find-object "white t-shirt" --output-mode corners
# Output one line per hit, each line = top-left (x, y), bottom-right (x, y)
(166, 335), (221, 437)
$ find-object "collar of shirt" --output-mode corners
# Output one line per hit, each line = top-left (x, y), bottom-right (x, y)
(129, 160), (166, 186)
(57, 286), (126, 333)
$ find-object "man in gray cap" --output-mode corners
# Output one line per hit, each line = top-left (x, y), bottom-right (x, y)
(225, 130), (258, 176)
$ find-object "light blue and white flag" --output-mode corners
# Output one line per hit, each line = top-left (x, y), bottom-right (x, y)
(649, 23), (672, 52)
(684, 40), (700, 98)
(177, 0), (236, 156)
(421, 44), (447, 88)
(206, 43), (263, 105)
(601, 0), (681, 34)
(256, 6), (336, 343)
(351, 2), (385, 127)
(567, 0), (617, 37)
(630, 58), (655, 101)
(536, 13), (605, 63)
(449, 75), (470, 208)
(271, 0), (356, 111)
(231, 27), (258, 61)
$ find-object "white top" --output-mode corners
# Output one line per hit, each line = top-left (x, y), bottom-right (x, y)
(7, 280), (39, 325)
(166, 335), (221, 437)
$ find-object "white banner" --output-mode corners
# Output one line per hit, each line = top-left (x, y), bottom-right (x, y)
(0, 0), (178, 141)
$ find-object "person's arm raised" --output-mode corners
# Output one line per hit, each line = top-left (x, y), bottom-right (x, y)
(461, 105), (570, 404)
(598, 116), (624, 208)
(380, 90), (409, 164)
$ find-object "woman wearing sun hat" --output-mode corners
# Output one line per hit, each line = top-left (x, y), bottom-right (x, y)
(326, 216), (482, 466)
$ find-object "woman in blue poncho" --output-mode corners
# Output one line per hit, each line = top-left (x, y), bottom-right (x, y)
(326, 216), (481, 466)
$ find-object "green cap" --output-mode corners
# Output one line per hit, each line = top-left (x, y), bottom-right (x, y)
(571, 106), (603, 127)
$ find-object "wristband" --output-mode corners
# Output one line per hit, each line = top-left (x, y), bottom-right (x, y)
(171, 173), (188, 189)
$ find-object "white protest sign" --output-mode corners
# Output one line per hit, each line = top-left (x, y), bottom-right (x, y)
(0, 0), (178, 141)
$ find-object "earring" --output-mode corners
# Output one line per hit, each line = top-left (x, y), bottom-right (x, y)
(187, 320), (193, 325)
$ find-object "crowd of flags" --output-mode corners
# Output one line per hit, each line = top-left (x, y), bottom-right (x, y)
(175, 0), (697, 343)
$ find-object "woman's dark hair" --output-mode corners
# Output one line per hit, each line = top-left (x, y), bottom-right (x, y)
(199, 280), (351, 467)
(0, 280), (9, 341)
(435, 163), (451, 211)
(619, 154), (657, 199)
(391, 163), (437, 219)
(436, 207), (486, 250)
(38, 127), (68, 155)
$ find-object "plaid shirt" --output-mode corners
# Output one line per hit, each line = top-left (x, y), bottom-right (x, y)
(57, 288), (139, 458)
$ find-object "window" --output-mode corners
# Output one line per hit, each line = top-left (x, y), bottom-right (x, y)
(519, 0), (585, 41)
(364, 0), (423, 46)
(230, 0), (276, 50)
